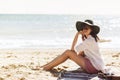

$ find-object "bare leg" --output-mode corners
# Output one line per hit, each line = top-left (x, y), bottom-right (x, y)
(41, 49), (85, 71)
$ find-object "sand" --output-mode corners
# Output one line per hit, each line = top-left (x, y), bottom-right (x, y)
(0, 48), (120, 80)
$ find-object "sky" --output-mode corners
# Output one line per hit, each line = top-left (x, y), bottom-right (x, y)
(0, 0), (120, 15)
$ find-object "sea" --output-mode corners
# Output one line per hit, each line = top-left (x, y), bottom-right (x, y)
(0, 14), (120, 49)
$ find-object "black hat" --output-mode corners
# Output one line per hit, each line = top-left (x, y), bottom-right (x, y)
(76, 19), (100, 34)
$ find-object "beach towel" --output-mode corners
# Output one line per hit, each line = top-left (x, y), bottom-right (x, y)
(57, 70), (98, 80)
(98, 72), (120, 80)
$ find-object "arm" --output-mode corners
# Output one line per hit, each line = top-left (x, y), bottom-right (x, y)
(71, 31), (82, 51)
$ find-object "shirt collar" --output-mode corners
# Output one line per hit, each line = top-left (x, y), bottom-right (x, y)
(87, 35), (92, 39)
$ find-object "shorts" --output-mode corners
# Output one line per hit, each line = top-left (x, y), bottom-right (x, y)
(84, 58), (98, 74)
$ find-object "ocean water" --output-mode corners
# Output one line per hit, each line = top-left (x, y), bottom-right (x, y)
(0, 14), (120, 49)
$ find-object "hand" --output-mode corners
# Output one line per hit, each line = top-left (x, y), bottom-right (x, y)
(78, 51), (85, 57)
(76, 31), (83, 36)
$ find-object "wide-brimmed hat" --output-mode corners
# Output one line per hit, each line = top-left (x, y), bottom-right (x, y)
(76, 19), (100, 34)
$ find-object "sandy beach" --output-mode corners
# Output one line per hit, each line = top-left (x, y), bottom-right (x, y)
(0, 48), (120, 80)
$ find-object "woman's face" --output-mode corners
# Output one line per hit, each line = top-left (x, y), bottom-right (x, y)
(82, 25), (92, 36)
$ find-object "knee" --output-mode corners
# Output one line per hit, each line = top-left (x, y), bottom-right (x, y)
(65, 49), (71, 53)
(64, 49), (75, 55)
(63, 49), (70, 55)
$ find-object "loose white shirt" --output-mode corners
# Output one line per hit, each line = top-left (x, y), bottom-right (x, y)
(75, 35), (105, 72)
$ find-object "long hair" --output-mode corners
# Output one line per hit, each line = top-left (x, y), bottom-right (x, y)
(82, 25), (100, 42)
(90, 32), (99, 42)
(81, 33), (99, 42)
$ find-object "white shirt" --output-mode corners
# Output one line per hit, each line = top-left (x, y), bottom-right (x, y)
(75, 35), (105, 72)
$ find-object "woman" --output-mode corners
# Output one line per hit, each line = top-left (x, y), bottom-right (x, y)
(39, 19), (105, 74)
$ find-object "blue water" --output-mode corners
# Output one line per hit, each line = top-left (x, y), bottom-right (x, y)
(0, 14), (120, 49)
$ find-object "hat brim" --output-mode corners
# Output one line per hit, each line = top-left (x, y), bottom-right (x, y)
(76, 21), (100, 34)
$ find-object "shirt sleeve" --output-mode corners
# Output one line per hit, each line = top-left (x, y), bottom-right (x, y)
(74, 40), (89, 54)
